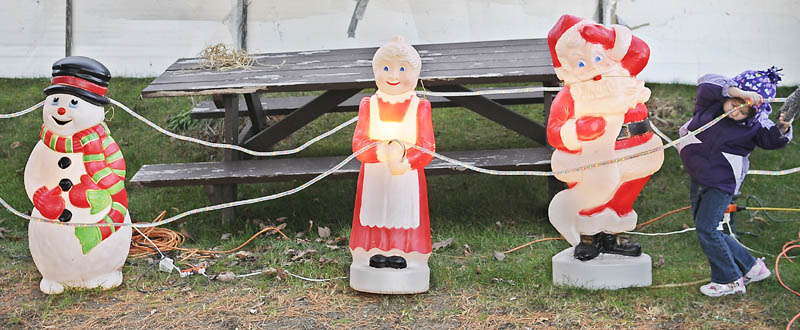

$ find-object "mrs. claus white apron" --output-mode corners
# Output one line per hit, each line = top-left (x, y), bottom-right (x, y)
(350, 93), (432, 254)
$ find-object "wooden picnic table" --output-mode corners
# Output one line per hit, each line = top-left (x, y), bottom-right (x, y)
(135, 38), (561, 221)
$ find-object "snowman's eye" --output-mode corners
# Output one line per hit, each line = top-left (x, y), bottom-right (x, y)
(400, 67), (405, 72)
(383, 66), (389, 72)
(51, 97), (59, 105)
(69, 99), (79, 109)
(594, 55), (602, 62)
(578, 61), (586, 68)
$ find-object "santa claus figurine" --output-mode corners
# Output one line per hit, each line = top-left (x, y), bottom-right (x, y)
(349, 36), (435, 294)
(546, 15), (664, 261)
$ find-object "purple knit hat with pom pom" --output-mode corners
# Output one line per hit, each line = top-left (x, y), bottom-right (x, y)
(732, 66), (782, 115)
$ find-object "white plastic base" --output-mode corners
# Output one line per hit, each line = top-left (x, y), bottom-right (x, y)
(349, 263), (429, 294)
(552, 247), (652, 290)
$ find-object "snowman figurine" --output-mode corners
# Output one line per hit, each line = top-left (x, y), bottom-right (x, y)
(24, 56), (131, 294)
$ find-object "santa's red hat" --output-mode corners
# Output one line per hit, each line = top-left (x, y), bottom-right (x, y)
(547, 14), (649, 76)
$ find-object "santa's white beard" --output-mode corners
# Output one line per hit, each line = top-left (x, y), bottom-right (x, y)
(570, 76), (637, 101)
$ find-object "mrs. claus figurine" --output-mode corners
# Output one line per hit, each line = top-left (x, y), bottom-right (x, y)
(349, 36), (435, 294)
(24, 56), (131, 294)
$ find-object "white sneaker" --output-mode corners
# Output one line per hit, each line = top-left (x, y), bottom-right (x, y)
(743, 258), (771, 285)
(700, 277), (746, 297)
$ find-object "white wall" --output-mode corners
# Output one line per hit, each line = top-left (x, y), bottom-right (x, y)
(0, 0), (66, 77)
(1, 0), (798, 85)
(71, 0), (238, 77)
(246, 0), (595, 52)
(614, 0), (800, 84)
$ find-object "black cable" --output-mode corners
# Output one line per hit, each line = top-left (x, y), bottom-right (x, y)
(746, 195), (798, 223)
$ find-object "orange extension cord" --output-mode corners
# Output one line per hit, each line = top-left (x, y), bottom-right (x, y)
(129, 211), (289, 261)
(133, 206), (798, 327)
(502, 206), (800, 328)
(504, 205), (692, 254)
(777, 232), (800, 330)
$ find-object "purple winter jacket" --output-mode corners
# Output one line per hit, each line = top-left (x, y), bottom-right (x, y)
(677, 74), (793, 194)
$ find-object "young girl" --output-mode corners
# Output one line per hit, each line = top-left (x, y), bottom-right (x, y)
(677, 67), (793, 297)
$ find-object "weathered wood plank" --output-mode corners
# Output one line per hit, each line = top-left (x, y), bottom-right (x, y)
(190, 90), (546, 119)
(142, 38), (556, 97)
(243, 93), (266, 132)
(142, 65), (557, 97)
(155, 51), (553, 85)
(222, 95), (240, 161)
(242, 89), (362, 151)
(130, 147), (552, 187)
(427, 85), (548, 145)
(164, 39), (548, 71)
(220, 94), (240, 221)
(164, 44), (551, 73)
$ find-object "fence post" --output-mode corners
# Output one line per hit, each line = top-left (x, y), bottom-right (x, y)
(238, 0), (247, 51)
(65, 0), (72, 57)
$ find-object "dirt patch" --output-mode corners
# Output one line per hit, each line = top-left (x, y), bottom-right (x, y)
(0, 271), (780, 329)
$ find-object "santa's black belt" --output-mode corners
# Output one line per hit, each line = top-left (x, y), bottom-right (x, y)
(617, 118), (651, 140)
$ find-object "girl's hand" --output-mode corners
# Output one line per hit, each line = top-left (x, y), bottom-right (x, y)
(778, 112), (794, 134)
(729, 87), (763, 106)
(743, 91), (763, 106)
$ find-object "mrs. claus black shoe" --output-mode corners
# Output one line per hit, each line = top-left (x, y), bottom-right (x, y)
(369, 254), (388, 268)
(386, 256), (407, 269)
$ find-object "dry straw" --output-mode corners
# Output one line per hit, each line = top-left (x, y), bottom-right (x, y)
(198, 43), (256, 71)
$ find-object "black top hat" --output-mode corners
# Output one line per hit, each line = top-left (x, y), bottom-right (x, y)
(44, 56), (111, 106)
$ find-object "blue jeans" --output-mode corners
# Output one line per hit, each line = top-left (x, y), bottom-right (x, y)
(689, 179), (756, 283)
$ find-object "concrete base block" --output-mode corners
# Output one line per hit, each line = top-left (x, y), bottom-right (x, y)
(552, 247), (652, 290)
(350, 263), (429, 294)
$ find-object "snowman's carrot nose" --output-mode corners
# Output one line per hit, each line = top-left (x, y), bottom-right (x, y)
(57, 107), (66, 115)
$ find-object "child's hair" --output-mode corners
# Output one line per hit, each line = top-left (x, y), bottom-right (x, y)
(372, 36), (422, 73)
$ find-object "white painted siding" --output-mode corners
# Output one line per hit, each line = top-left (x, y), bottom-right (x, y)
(71, 0), (238, 77)
(0, 0), (66, 77)
(613, 0), (800, 84)
(1, 0), (798, 84)
(246, 0), (595, 52)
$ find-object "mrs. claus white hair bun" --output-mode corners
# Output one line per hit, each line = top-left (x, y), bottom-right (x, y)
(372, 35), (421, 73)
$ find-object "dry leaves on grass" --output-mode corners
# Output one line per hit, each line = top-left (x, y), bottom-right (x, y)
(285, 247), (317, 262)
(494, 251), (506, 261)
(318, 226), (331, 238)
(433, 237), (454, 250)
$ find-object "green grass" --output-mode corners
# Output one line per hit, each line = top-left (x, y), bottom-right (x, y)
(0, 78), (798, 328)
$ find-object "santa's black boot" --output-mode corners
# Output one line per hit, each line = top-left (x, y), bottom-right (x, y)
(601, 233), (642, 257)
(574, 233), (602, 261)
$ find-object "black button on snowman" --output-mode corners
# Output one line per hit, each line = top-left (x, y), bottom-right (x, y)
(58, 156), (71, 169)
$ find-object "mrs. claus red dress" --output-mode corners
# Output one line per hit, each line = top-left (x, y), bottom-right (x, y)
(350, 91), (434, 254)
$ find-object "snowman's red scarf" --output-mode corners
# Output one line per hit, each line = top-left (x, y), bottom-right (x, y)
(40, 123), (128, 254)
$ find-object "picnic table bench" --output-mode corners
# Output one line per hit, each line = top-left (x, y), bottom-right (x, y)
(134, 38), (562, 221)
